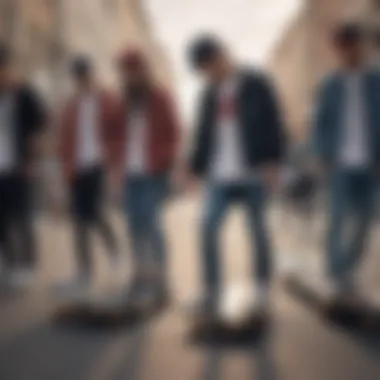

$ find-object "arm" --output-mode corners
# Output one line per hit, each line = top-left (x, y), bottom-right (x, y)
(105, 96), (125, 183)
(158, 89), (181, 171)
(189, 89), (210, 177)
(57, 99), (75, 183)
(257, 74), (286, 164)
(24, 87), (48, 164)
(310, 77), (333, 164)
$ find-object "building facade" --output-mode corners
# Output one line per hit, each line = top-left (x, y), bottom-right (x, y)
(268, 0), (377, 140)
(0, 0), (172, 207)
(0, 0), (171, 101)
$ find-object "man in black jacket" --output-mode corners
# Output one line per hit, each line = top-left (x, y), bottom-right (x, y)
(187, 35), (284, 316)
(0, 45), (46, 288)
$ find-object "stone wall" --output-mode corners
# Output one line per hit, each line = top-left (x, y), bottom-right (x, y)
(0, 0), (171, 101)
(268, 0), (374, 141)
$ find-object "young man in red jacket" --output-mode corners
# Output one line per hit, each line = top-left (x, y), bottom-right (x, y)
(110, 49), (180, 306)
(58, 56), (119, 297)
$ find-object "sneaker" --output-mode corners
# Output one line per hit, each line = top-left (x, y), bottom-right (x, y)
(122, 280), (149, 313)
(109, 251), (123, 272)
(255, 283), (270, 313)
(321, 276), (360, 307)
(53, 275), (92, 301)
(7, 267), (37, 290)
(188, 291), (220, 320)
(152, 279), (171, 307)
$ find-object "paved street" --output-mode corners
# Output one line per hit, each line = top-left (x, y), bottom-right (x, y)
(1, 197), (380, 380)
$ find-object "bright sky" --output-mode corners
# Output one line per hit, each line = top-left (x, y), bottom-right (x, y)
(145, 0), (302, 122)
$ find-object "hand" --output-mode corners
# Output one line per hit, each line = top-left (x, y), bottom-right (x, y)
(259, 165), (280, 191)
(51, 198), (66, 219)
(107, 171), (122, 203)
(310, 159), (330, 180)
(172, 166), (199, 194)
(183, 171), (199, 194)
(23, 162), (38, 179)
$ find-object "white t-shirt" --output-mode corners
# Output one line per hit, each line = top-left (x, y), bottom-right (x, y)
(209, 75), (249, 183)
(0, 94), (15, 173)
(76, 93), (103, 169)
(126, 109), (147, 175)
(339, 71), (370, 168)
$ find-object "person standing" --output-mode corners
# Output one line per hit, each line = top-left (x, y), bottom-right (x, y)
(312, 23), (380, 297)
(58, 56), (119, 295)
(110, 49), (180, 305)
(0, 44), (46, 288)
(186, 35), (284, 317)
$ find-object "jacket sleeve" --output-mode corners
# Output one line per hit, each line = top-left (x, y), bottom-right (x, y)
(310, 77), (332, 162)
(21, 86), (48, 164)
(101, 91), (121, 167)
(57, 100), (73, 181)
(256, 74), (286, 163)
(159, 89), (181, 170)
(106, 96), (125, 177)
(189, 89), (209, 176)
(24, 85), (48, 134)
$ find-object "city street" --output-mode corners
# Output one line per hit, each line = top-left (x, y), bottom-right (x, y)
(0, 197), (380, 380)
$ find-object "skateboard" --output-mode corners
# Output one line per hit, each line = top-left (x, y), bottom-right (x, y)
(185, 284), (269, 342)
(284, 272), (380, 332)
(51, 285), (168, 327)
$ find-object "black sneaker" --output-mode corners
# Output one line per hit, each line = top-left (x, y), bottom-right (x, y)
(189, 291), (220, 321)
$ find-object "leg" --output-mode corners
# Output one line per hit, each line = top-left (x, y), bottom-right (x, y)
(91, 168), (118, 256)
(71, 172), (93, 279)
(96, 215), (117, 255)
(244, 180), (272, 285)
(13, 177), (37, 269)
(0, 213), (13, 270)
(73, 217), (92, 278)
(343, 172), (375, 280)
(141, 176), (169, 278)
(15, 214), (37, 269)
(0, 175), (14, 269)
(325, 170), (349, 281)
(124, 177), (147, 275)
(201, 184), (231, 295)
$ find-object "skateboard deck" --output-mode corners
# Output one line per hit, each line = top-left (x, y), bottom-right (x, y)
(285, 272), (380, 332)
(185, 284), (269, 341)
(51, 286), (167, 327)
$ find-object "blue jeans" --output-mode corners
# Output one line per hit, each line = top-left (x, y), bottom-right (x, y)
(326, 168), (375, 281)
(201, 180), (272, 293)
(124, 175), (168, 274)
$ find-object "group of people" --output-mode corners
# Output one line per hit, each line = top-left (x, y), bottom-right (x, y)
(0, 21), (380, 318)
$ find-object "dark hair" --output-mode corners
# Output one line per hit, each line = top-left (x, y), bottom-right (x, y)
(70, 55), (92, 77)
(188, 34), (224, 69)
(334, 23), (365, 46)
(0, 44), (11, 67)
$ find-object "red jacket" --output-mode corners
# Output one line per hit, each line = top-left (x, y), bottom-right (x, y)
(109, 86), (180, 178)
(59, 89), (119, 182)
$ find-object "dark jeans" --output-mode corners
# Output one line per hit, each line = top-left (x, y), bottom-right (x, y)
(326, 168), (376, 282)
(124, 174), (169, 276)
(201, 179), (272, 294)
(71, 166), (116, 276)
(0, 172), (36, 269)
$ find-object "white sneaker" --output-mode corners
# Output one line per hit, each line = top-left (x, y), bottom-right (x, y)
(109, 251), (124, 273)
(8, 268), (37, 290)
(254, 283), (270, 313)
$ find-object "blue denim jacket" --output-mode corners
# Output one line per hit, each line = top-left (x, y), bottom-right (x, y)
(312, 68), (380, 165)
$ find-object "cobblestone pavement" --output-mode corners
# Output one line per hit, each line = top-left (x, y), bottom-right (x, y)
(0, 197), (380, 380)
